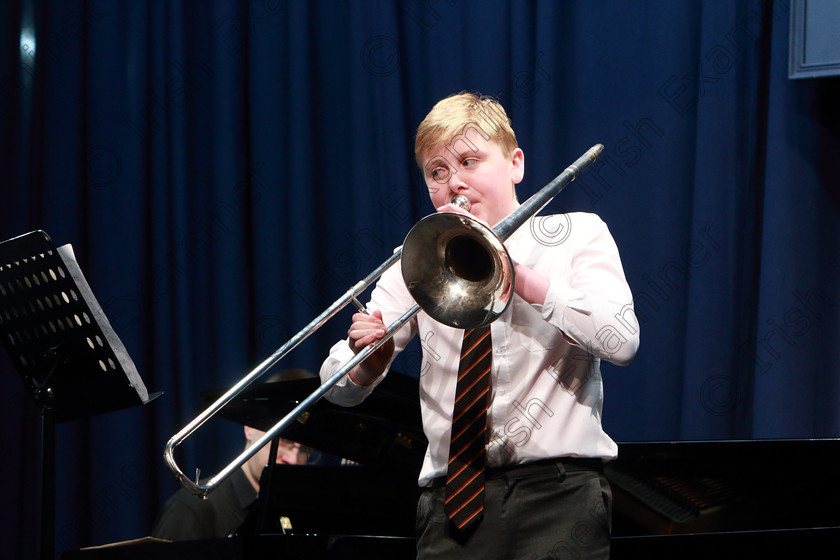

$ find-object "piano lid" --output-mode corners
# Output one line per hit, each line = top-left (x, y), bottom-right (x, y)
(200, 371), (427, 475)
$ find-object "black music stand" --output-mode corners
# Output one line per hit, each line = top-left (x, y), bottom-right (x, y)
(0, 231), (159, 560)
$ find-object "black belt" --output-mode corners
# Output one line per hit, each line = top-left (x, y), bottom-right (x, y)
(428, 457), (604, 488)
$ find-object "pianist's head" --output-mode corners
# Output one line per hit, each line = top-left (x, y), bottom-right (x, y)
(241, 425), (313, 491)
(239, 368), (318, 492)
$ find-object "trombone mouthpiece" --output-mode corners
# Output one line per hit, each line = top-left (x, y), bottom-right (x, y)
(450, 194), (471, 211)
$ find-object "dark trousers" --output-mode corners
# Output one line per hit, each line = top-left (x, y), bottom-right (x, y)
(416, 459), (612, 560)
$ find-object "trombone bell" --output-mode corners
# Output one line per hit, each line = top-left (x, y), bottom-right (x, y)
(401, 212), (514, 329)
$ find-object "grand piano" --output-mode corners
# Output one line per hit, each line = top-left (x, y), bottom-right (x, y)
(64, 373), (840, 559)
(607, 438), (840, 558)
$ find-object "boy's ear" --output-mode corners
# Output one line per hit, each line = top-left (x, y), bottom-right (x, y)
(510, 148), (525, 184)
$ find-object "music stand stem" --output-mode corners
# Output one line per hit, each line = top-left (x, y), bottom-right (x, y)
(40, 389), (56, 560)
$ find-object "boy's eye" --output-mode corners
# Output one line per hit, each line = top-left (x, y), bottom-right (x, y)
(431, 167), (450, 181)
(462, 158), (478, 167)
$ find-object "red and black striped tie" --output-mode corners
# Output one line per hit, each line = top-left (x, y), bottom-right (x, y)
(445, 325), (492, 530)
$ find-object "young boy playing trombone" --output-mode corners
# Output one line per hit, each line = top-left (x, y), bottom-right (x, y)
(321, 92), (638, 559)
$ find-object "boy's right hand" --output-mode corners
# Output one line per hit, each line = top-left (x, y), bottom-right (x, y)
(347, 309), (394, 386)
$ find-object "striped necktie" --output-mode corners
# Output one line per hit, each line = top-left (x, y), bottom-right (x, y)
(445, 325), (492, 530)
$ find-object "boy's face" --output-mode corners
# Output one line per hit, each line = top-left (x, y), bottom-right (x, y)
(422, 132), (524, 227)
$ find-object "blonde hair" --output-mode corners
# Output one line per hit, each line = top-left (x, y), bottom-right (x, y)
(414, 92), (518, 169)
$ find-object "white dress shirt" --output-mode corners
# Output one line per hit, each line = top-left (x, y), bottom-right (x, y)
(320, 213), (639, 486)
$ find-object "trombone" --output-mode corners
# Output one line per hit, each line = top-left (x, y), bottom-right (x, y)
(163, 144), (604, 497)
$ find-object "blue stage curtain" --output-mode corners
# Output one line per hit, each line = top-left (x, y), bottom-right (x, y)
(0, 0), (838, 556)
